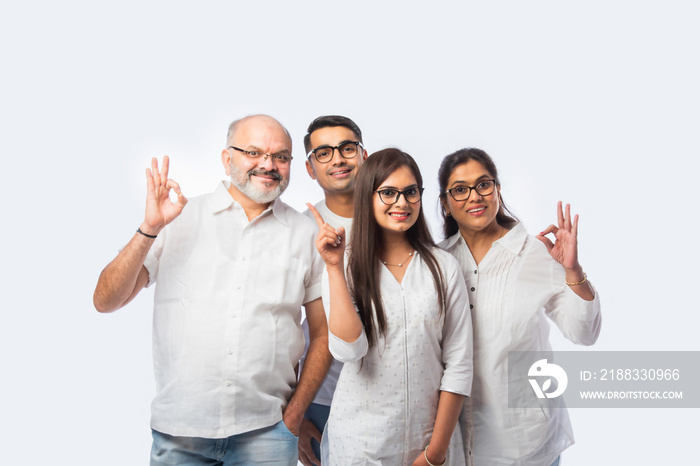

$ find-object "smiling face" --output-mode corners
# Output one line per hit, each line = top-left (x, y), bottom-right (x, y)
(306, 125), (366, 195)
(442, 159), (501, 235)
(222, 115), (292, 204)
(373, 165), (421, 237)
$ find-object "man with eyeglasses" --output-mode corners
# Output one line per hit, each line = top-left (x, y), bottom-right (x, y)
(93, 114), (331, 466)
(297, 115), (368, 466)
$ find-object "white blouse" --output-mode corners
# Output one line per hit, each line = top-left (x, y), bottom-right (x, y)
(325, 248), (473, 466)
(440, 223), (602, 466)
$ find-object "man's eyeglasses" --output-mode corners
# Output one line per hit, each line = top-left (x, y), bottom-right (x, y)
(307, 141), (364, 164)
(444, 179), (496, 201)
(374, 186), (424, 205)
(229, 146), (293, 165)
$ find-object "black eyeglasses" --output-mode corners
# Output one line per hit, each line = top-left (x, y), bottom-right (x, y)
(307, 141), (363, 163)
(444, 179), (496, 201)
(229, 146), (293, 165)
(374, 186), (424, 205)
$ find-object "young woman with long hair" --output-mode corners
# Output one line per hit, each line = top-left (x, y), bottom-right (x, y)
(309, 148), (473, 466)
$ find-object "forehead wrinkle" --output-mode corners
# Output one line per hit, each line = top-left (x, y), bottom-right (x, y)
(237, 134), (291, 155)
(231, 116), (292, 150)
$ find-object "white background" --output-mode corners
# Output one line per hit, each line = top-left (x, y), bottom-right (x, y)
(2, 1), (698, 464)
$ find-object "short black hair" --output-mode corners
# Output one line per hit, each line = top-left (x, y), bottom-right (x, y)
(303, 115), (363, 154)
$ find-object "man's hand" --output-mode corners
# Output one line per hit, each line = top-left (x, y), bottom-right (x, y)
(282, 410), (302, 437)
(298, 418), (322, 466)
(141, 156), (187, 236)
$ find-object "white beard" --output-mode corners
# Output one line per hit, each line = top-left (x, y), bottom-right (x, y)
(230, 163), (289, 204)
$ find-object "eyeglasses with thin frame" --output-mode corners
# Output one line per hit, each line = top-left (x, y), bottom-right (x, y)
(229, 146), (293, 165)
(444, 179), (497, 201)
(374, 186), (424, 205)
(307, 141), (364, 163)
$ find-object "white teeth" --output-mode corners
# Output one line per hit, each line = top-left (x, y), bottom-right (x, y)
(467, 207), (486, 213)
(390, 213), (408, 217)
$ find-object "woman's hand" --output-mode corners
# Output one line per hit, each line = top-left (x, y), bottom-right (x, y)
(307, 203), (345, 269)
(412, 445), (444, 466)
(536, 201), (582, 274)
(411, 451), (430, 466)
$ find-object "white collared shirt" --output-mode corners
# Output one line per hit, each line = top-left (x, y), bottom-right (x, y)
(143, 181), (323, 438)
(440, 223), (602, 466)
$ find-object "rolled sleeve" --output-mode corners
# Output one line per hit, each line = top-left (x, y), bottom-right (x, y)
(141, 230), (165, 288)
(439, 255), (474, 396)
(302, 231), (325, 305)
(328, 329), (369, 363)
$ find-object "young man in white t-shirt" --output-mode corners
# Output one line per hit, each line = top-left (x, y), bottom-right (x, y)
(298, 115), (368, 466)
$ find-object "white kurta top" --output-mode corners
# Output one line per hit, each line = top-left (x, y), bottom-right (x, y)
(440, 223), (602, 466)
(325, 248), (473, 466)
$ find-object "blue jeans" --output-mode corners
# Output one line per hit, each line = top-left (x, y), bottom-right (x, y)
(303, 403), (330, 466)
(550, 456), (561, 466)
(150, 421), (298, 466)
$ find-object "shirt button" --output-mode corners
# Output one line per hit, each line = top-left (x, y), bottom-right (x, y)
(231, 314), (237, 319)
(236, 285), (241, 290)
(242, 257), (246, 262)
(471, 287), (475, 292)
(228, 349), (233, 355)
(474, 270), (478, 274)
(226, 381), (232, 387)
(470, 304), (474, 309)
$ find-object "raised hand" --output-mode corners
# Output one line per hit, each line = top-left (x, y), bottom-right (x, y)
(142, 156), (187, 236)
(536, 201), (581, 273)
(307, 203), (345, 269)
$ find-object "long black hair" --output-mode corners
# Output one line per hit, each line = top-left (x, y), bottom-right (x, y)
(349, 148), (446, 348)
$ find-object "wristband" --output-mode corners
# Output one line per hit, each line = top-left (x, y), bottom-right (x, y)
(137, 228), (157, 239)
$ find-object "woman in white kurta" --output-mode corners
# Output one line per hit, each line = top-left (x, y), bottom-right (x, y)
(437, 148), (602, 466)
(309, 148), (473, 466)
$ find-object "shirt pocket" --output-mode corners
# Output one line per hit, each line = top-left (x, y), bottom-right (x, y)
(251, 254), (305, 310)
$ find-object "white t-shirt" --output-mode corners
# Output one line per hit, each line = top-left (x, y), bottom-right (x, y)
(299, 200), (353, 406)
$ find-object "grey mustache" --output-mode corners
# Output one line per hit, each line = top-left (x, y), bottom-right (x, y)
(248, 169), (282, 181)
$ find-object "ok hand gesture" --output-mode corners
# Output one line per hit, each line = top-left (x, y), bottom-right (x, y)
(536, 201), (581, 273)
(142, 156), (188, 236)
(307, 203), (346, 270)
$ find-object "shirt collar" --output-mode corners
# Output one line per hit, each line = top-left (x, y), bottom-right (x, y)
(493, 222), (527, 255)
(209, 181), (288, 226)
(442, 230), (463, 250)
(444, 222), (527, 256)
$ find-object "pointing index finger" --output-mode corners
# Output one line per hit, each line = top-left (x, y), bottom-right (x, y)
(306, 202), (325, 229)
